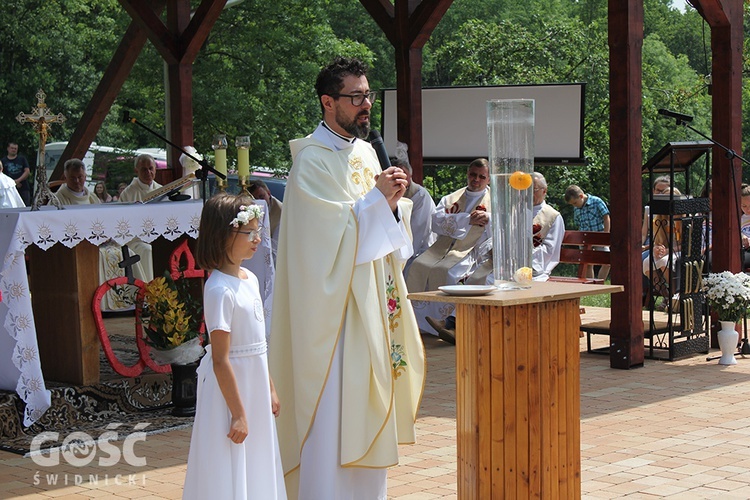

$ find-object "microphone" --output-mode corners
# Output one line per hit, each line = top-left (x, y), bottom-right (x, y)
(367, 129), (391, 171)
(658, 108), (693, 123)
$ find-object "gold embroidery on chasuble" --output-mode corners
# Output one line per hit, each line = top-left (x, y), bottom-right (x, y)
(350, 156), (375, 197)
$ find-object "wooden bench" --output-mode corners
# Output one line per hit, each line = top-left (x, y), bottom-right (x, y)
(548, 230), (611, 285)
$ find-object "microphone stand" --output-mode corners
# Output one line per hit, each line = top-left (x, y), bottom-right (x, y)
(668, 117), (750, 362)
(123, 111), (225, 204)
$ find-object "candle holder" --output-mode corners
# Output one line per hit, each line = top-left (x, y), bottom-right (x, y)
(212, 134), (228, 192)
(236, 136), (251, 196)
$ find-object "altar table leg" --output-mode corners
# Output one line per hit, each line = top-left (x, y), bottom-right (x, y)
(455, 298), (581, 499)
(28, 242), (100, 385)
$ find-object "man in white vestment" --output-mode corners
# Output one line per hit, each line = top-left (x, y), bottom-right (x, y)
(0, 160), (25, 208)
(118, 154), (163, 203)
(49, 158), (100, 205)
(406, 158), (492, 342)
(392, 143), (437, 278)
(270, 57), (425, 500)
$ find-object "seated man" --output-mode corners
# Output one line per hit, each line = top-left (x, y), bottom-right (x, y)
(406, 158), (491, 343)
(51, 158), (151, 311)
(392, 142), (437, 277)
(50, 158), (100, 205)
(249, 179), (282, 263)
(427, 172), (564, 341)
(118, 154), (163, 202)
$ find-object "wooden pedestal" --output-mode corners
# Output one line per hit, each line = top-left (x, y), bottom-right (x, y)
(410, 281), (622, 499)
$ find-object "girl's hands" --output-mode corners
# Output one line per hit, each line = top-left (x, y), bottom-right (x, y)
(271, 386), (281, 417)
(228, 415), (248, 443)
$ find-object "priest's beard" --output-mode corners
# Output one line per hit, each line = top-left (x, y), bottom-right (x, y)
(336, 108), (370, 139)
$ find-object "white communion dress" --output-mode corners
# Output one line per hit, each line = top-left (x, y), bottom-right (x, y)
(183, 268), (286, 500)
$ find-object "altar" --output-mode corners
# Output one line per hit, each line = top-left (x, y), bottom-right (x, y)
(0, 199), (274, 426)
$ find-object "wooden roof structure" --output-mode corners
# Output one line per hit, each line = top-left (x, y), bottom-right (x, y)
(58, 0), (743, 369)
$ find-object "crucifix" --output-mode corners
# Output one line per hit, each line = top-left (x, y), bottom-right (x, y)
(16, 89), (66, 210)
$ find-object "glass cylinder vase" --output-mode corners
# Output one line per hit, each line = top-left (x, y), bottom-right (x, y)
(487, 99), (535, 289)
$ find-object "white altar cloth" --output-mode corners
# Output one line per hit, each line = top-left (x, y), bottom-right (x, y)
(0, 199), (274, 426)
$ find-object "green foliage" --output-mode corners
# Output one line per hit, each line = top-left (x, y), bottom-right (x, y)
(0, 0), (746, 199)
(0, 0), (128, 157)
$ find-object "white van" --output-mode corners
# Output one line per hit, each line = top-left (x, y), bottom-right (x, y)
(41, 142), (167, 195)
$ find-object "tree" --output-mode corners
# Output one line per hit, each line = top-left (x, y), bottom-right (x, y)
(0, 0), (128, 157)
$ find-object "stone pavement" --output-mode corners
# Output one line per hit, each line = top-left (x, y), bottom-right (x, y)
(2, 311), (750, 499)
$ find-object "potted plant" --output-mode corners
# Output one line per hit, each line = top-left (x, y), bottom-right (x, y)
(702, 271), (750, 365)
(140, 271), (204, 415)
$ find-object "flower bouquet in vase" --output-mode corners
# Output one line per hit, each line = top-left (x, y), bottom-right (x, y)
(140, 271), (204, 416)
(703, 271), (750, 365)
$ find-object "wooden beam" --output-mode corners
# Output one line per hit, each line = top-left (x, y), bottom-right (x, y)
(408, 0), (455, 48)
(56, 1), (167, 180)
(180, 0), (228, 64)
(692, 0), (730, 26)
(358, 0), (396, 44)
(119, 0), (180, 64)
(607, 0), (645, 368)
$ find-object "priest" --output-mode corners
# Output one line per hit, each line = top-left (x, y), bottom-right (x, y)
(118, 154), (162, 202)
(270, 56), (425, 500)
(50, 158), (100, 205)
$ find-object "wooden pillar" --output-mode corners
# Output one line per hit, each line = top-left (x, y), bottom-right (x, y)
(706, 0), (743, 274)
(359, 0), (454, 183)
(395, 46), (425, 183)
(607, 0), (645, 368)
(166, 0), (194, 177)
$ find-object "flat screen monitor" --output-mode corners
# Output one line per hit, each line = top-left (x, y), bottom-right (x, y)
(381, 83), (586, 165)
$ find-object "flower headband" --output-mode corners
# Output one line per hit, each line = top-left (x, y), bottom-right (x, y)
(229, 204), (264, 228)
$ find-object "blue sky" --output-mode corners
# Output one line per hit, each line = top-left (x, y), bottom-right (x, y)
(671, 0), (688, 12)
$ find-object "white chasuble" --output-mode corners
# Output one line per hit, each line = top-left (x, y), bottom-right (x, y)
(270, 130), (425, 499)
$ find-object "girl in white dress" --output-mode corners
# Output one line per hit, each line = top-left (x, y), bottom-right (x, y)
(183, 193), (286, 500)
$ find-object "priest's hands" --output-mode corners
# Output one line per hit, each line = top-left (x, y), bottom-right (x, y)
(375, 166), (408, 211)
(469, 205), (489, 226)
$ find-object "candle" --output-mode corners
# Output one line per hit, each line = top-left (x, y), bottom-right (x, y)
(237, 149), (249, 177)
(212, 134), (228, 177)
(214, 148), (227, 176)
(236, 136), (251, 177)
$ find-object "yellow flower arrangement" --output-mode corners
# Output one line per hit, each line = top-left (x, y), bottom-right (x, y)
(141, 272), (203, 358)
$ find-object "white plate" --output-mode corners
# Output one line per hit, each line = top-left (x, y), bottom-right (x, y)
(438, 285), (496, 296)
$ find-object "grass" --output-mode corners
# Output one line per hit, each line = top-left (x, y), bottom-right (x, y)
(552, 263), (613, 308)
(579, 291), (612, 308)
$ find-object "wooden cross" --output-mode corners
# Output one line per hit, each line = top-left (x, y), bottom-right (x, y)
(16, 89), (66, 210)
(118, 245), (141, 283)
